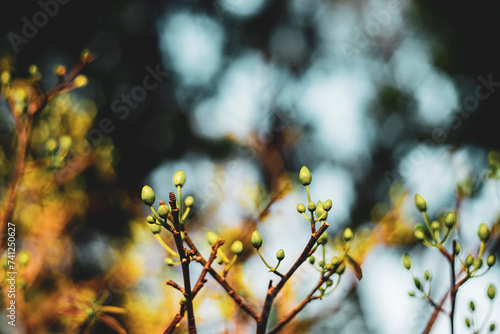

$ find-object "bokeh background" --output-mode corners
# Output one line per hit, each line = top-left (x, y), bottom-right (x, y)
(1, 0), (500, 333)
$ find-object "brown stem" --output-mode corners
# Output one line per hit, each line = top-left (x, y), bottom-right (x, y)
(256, 223), (329, 334)
(164, 311), (185, 334)
(169, 193), (196, 334)
(192, 239), (223, 297)
(184, 233), (260, 320)
(449, 240), (457, 334)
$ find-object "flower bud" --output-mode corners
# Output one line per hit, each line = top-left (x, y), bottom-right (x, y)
(336, 261), (346, 275)
(409, 291), (415, 297)
(465, 318), (471, 328)
(402, 254), (411, 270)
(146, 214), (156, 224)
(299, 166), (312, 186)
(173, 170), (186, 188)
(490, 324), (496, 332)
(165, 258), (175, 266)
(18, 250), (31, 266)
(297, 203), (306, 213)
(469, 301), (475, 311)
(331, 256), (339, 264)
(317, 232), (328, 245)
(158, 204), (170, 218)
(343, 228), (353, 242)
(217, 257), (223, 264)
(251, 230), (263, 249)
(487, 254), (496, 267)
(465, 255), (474, 267)
(323, 199), (332, 211)
(473, 258), (483, 269)
(318, 260), (325, 267)
(454, 242), (461, 255)
(231, 241), (243, 255)
(308, 202), (316, 212)
(487, 284), (496, 300)
(431, 220), (440, 231)
(478, 223), (491, 242)
(424, 271), (430, 281)
(150, 224), (161, 234)
(185, 196), (194, 207)
(180, 296), (187, 304)
(276, 249), (285, 261)
(206, 231), (219, 246)
(414, 194), (427, 212)
(326, 279), (333, 287)
(309, 256), (315, 264)
(414, 224), (426, 240)
(414, 278), (422, 291)
(444, 212), (455, 228)
(315, 201), (325, 219)
(141, 185), (156, 206)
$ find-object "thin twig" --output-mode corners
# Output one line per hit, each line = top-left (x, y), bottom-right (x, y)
(256, 223), (329, 333)
(168, 193), (196, 334)
(183, 233), (260, 320)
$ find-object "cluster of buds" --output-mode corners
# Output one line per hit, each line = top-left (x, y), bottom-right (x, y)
(141, 170), (195, 265)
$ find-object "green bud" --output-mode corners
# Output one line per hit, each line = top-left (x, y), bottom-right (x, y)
(231, 241), (243, 255)
(308, 202), (316, 212)
(323, 199), (332, 211)
(173, 170), (186, 188)
(217, 257), (223, 265)
(309, 256), (315, 264)
(473, 258), (483, 269)
(149, 224), (161, 234)
(141, 185), (156, 206)
(336, 261), (346, 275)
(319, 287), (325, 294)
(424, 271), (430, 281)
(165, 258), (175, 266)
(324, 264), (333, 271)
(206, 231), (220, 245)
(180, 296), (187, 304)
(326, 279), (333, 287)
(469, 301), (475, 311)
(490, 323), (496, 331)
(251, 230), (263, 249)
(414, 194), (427, 212)
(414, 224), (426, 240)
(414, 278), (422, 291)
(185, 196), (194, 207)
(299, 166), (312, 186)
(146, 214), (156, 224)
(343, 228), (354, 242)
(18, 250), (31, 266)
(331, 256), (339, 264)
(465, 255), (474, 267)
(409, 291), (415, 297)
(316, 201), (326, 219)
(487, 254), (496, 267)
(158, 204), (170, 218)
(465, 318), (471, 328)
(478, 223), (491, 242)
(276, 249), (285, 261)
(487, 284), (496, 300)
(402, 254), (412, 270)
(317, 232), (328, 245)
(454, 242), (461, 255)
(318, 260), (325, 267)
(431, 220), (440, 231)
(297, 203), (306, 213)
(444, 212), (455, 228)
